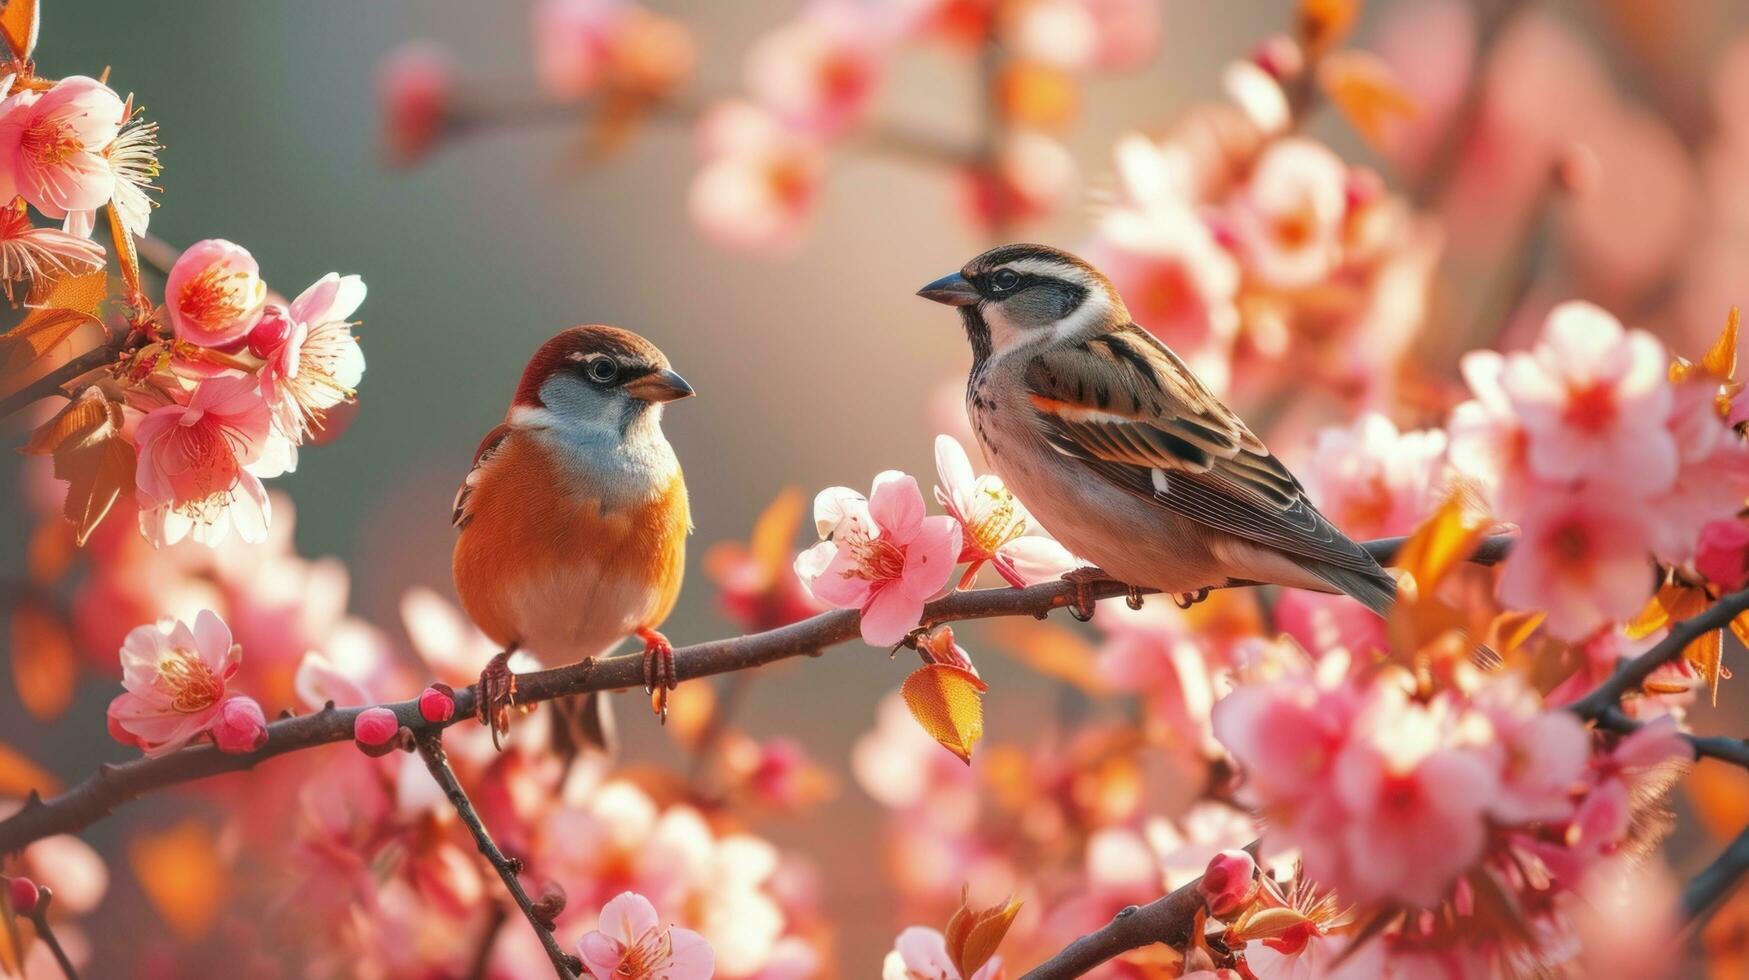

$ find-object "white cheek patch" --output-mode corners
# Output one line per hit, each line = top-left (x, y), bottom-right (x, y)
(509, 404), (556, 429)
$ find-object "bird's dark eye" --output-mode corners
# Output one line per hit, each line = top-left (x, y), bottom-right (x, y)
(586, 358), (620, 384)
(990, 268), (1021, 292)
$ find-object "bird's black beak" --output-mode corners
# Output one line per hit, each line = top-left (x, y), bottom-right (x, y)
(917, 271), (980, 307)
(625, 368), (695, 403)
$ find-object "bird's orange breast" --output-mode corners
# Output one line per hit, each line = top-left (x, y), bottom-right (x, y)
(451, 432), (689, 659)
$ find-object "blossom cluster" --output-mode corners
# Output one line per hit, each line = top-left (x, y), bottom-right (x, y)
(381, 0), (1165, 250)
(1, 46), (367, 552)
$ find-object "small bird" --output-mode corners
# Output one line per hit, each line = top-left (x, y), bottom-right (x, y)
(917, 243), (1396, 618)
(452, 325), (694, 746)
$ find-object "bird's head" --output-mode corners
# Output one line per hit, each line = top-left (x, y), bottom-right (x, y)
(512, 325), (694, 441)
(917, 243), (1129, 364)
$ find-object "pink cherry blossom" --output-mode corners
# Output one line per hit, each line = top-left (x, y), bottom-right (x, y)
(212, 695), (269, 754)
(881, 925), (1001, 980)
(1297, 412), (1449, 541)
(0, 76), (124, 221)
(533, 0), (626, 99)
(1446, 349), (1528, 507)
(794, 471), (962, 646)
(105, 610), (242, 757)
(957, 131), (1077, 233)
(1274, 589), (1387, 660)
(378, 40), (453, 168)
(1497, 484), (1656, 639)
(1470, 677), (1589, 824)
(1230, 138), (1349, 289)
(689, 101), (824, 252)
(934, 434), (1079, 589)
(1087, 196), (1240, 393)
(577, 891), (714, 980)
(133, 374), (275, 548)
(1498, 302), (1677, 496)
(0, 195), (105, 302)
(255, 272), (367, 443)
(1326, 684), (1498, 907)
(163, 238), (269, 347)
(745, 1), (889, 138)
(1695, 518), (1749, 591)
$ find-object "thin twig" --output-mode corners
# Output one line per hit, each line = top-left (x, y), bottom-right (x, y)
(441, 88), (976, 168)
(415, 732), (578, 980)
(1566, 584), (1749, 721)
(1409, 0), (1531, 207)
(1019, 882), (1204, 979)
(1685, 821), (1749, 922)
(0, 533), (1507, 855)
(20, 887), (79, 980)
(466, 903), (509, 980)
(1019, 841), (1258, 979)
(0, 341), (120, 421)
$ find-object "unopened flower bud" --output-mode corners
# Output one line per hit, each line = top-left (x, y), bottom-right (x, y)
(212, 695), (269, 754)
(532, 881), (567, 932)
(246, 307), (294, 359)
(8, 877), (38, 915)
(1197, 849), (1257, 917)
(1251, 34), (1304, 81)
(354, 706), (403, 756)
(419, 683), (457, 724)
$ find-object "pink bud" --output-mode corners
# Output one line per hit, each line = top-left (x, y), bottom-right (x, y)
(419, 684), (457, 724)
(212, 696), (269, 754)
(353, 706), (402, 756)
(246, 307), (294, 358)
(1251, 34), (1304, 81)
(1197, 849), (1257, 917)
(1696, 519), (1749, 592)
(8, 877), (38, 915)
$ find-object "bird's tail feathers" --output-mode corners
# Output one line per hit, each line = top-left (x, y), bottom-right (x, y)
(1299, 560), (1398, 617)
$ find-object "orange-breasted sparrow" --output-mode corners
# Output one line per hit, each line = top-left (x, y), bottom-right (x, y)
(452, 325), (694, 745)
(918, 244), (1396, 617)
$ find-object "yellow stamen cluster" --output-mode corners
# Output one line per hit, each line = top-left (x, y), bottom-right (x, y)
(155, 648), (224, 713)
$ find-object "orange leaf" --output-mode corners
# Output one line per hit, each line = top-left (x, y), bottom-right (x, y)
(957, 894), (1023, 979)
(0, 270), (110, 396)
(21, 385), (120, 456)
(1392, 493), (1487, 598)
(0, 741), (60, 798)
(1487, 609), (1547, 657)
(130, 819), (230, 941)
(0, 0), (38, 61)
(997, 62), (1076, 130)
(1672, 306), (1739, 384)
(901, 664), (987, 764)
(750, 486), (805, 584)
(106, 202), (144, 301)
(9, 599), (74, 723)
(1298, 0), (1360, 53)
(1623, 584), (1680, 640)
(1687, 763), (1749, 843)
(50, 410), (135, 546)
(1319, 51), (1418, 150)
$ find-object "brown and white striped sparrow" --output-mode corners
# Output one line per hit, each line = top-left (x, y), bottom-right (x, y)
(918, 243), (1396, 617)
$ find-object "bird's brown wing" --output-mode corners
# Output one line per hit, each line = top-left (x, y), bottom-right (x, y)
(452, 423), (513, 531)
(1023, 325), (1385, 578)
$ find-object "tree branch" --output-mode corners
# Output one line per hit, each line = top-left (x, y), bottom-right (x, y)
(1566, 584), (1749, 721)
(0, 533), (1506, 856)
(0, 340), (120, 421)
(415, 733), (578, 980)
(1685, 820), (1749, 922)
(1018, 878), (1206, 980)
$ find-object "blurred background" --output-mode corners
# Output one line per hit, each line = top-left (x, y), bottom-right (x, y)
(7, 0), (1749, 975)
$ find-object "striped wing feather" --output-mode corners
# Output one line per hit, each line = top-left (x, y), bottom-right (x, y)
(1024, 326), (1383, 576)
